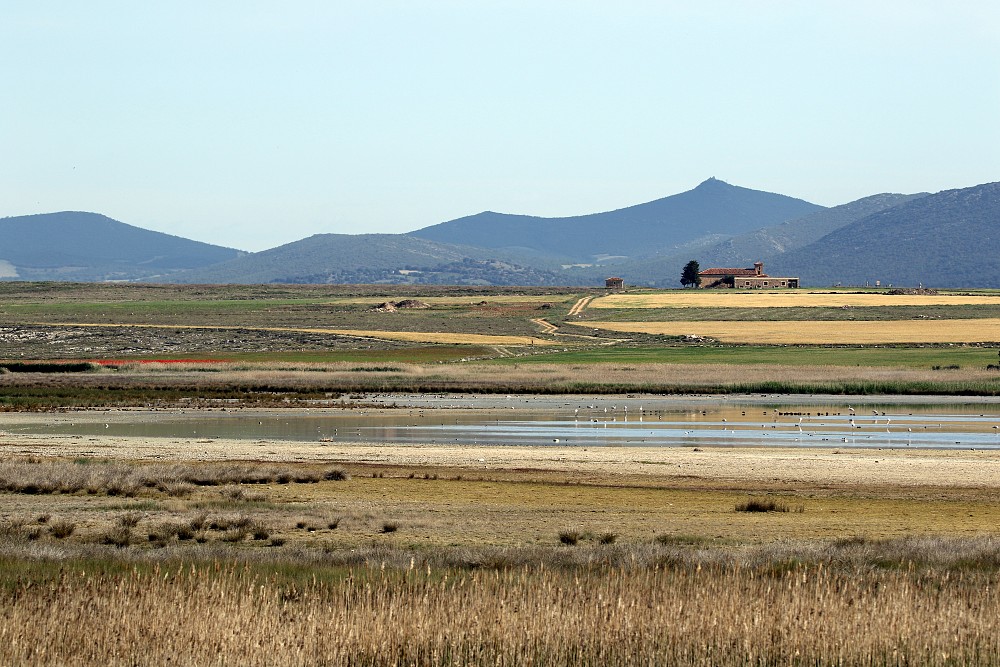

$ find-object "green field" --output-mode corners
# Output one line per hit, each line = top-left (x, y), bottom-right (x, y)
(500, 344), (1000, 368)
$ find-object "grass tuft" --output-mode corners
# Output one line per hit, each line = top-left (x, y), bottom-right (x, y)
(735, 498), (789, 513)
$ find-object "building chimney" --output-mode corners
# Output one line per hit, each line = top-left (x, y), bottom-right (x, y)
(754, 262), (763, 276)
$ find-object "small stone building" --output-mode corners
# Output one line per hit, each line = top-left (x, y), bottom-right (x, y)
(605, 276), (625, 290)
(698, 262), (799, 289)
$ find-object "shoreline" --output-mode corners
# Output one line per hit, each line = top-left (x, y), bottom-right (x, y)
(3, 430), (999, 489)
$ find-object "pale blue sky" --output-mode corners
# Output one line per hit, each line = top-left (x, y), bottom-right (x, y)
(3, 1), (998, 251)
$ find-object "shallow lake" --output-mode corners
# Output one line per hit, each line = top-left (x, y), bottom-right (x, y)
(5, 395), (1000, 450)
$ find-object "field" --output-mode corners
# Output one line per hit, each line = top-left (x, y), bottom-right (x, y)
(584, 318), (1000, 344)
(5, 282), (1000, 663)
(589, 290), (1000, 309)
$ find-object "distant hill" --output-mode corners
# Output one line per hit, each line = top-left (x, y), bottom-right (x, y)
(0, 212), (242, 281)
(409, 178), (824, 262)
(771, 182), (1000, 287)
(170, 233), (568, 285)
(553, 193), (924, 287)
(11, 180), (996, 288)
(702, 193), (927, 267)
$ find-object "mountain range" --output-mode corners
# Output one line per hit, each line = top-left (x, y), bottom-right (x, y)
(2, 179), (998, 287)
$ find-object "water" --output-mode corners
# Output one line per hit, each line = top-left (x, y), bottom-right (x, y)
(5, 396), (1000, 450)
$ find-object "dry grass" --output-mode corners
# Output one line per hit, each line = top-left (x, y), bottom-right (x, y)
(34, 321), (559, 346)
(1, 555), (999, 665)
(0, 458), (348, 497)
(591, 291), (1000, 309)
(323, 295), (575, 306)
(9, 359), (999, 398)
(585, 318), (1000, 344)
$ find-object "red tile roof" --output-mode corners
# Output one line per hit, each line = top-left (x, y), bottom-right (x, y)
(698, 268), (763, 277)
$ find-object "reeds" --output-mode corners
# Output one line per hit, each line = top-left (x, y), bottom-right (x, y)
(1, 556), (998, 666)
(0, 458), (349, 497)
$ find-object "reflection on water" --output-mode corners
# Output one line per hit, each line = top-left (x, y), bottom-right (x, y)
(5, 399), (1000, 450)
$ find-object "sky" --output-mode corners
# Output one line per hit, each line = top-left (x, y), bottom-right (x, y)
(2, 1), (998, 252)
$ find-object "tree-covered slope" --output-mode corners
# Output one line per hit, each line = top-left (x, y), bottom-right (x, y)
(169, 233), (567, 285)
(772, 182), (1000, 287)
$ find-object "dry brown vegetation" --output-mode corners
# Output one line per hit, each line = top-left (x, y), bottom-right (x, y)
(0, 457), (348, 496)
(2, 543), (1000, 665)
(3, 440), (1000, 664)
(6, 360), (1000, 411)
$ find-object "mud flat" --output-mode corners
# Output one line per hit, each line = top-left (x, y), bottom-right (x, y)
(3, 426), (999, 489)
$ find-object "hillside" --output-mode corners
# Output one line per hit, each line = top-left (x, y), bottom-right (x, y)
(0, 212), (242, 281)
(169, 233), (568, 285)
(558, 193), (923, 287)
(409, 178), (824, 262)
(772, 182), (1000, 287)
(703, 193), (927, 267)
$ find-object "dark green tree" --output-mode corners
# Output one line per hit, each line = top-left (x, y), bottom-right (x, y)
(680, 260), (701, 288)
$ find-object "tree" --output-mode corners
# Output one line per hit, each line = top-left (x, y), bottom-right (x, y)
(680, 260), (701, 288)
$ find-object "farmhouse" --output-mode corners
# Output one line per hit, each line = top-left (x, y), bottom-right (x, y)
(605, 276), (625, 290)
(698, 262), (799, 289)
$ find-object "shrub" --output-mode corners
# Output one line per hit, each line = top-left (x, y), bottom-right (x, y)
(117, 512), (143, 528)
(598, 532), (617, 545)
(101, 527), (132, 548)
(49, 520), (76, 539)
(559, 531), (581, 546)
(735, 498), (790, 513)
(323, 467), (350, 481)
(221, 528), (248, 543)
(188, 512), (208, 531)
(381, 522), (399, 534)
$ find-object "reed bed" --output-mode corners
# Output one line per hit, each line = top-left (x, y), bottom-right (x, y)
(1, 555), (998, 666)
(5, 361), (1000, 409)
(0, 458), (348, 497)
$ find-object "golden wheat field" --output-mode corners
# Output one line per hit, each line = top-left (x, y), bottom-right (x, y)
(589, 291), (1000, 309)
(36, 321), (558, 346)
(586, 318), (1000, 344)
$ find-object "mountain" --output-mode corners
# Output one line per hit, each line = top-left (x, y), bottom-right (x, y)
(770, 182), (1000, 287)
(11, 179), (996, 288)
(169, 233), (567, 285)
(0, 212), (243, 281)
(542, 193), (926, 288)
(408, 178), (824, 262)
(701, 193), (927, 267)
